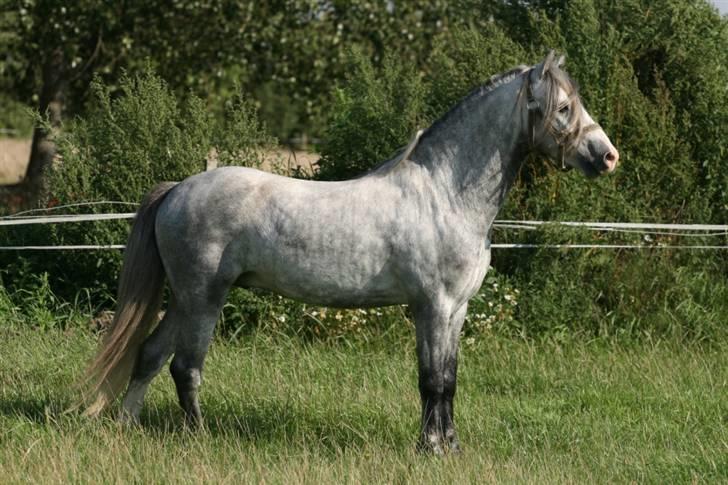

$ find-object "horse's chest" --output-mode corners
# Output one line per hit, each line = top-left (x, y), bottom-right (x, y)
(441, 242), (490, 299)
(400, 226), (490, 300)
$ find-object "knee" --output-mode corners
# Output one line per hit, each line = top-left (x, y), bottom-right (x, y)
(169, 358), (201, 390)
(443, 371), (457, 399)
(419, 361), (457, 398)
(419, 370), (444, 397)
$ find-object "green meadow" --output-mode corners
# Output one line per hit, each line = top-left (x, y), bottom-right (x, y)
(2, 326), (725, 483)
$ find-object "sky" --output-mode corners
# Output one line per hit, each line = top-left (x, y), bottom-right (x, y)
(711, 0), (728, 14)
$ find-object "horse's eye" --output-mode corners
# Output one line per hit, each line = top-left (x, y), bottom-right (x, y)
(559, 104), (570, 115)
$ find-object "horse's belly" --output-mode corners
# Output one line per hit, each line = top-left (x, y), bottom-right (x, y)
(237, 250), (407, 307)
(255, 282), (405, 308)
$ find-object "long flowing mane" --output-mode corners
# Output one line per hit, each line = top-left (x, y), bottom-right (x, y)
(422, 65), (531, 141)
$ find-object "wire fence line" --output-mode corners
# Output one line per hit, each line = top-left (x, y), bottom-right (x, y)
(4, 201), (139, 218)
(1, 206), (726, 250)
(495, 220), (728, 233)
(0, 245), (126, 250)
(4, 244), (726, 251)
(0, 213), (136, 226)
(2, 211), (727, 232)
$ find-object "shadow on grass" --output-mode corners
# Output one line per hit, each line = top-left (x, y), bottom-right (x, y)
(0, 395), (75, 424)
(0, 393), (410, 452)
(139, 398), (410, 452)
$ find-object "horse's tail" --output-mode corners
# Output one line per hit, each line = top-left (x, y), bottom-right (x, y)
(81, 182), (178, 417)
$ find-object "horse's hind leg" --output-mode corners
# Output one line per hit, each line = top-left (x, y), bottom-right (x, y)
(168, 294), (226, 428)
(120, 307), (178, 422)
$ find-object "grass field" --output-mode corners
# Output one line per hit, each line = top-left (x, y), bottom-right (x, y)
(1, 326), (726, 483)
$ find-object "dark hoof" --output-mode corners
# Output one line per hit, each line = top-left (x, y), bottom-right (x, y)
(183, 413), (203, 431)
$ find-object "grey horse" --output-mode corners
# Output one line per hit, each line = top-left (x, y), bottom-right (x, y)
(83, 51), (618, 454)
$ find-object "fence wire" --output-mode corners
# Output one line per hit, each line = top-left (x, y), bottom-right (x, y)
(1, 206), (726, 250)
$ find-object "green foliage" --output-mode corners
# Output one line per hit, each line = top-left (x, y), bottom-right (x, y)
(465, 268), (522, 338)
(54, 72), (210, 201)
(1, 0), (726, 341)
(312, 2), (727, 341)
(0, 94), (33, 136)
(426, 25), (527, 119)
(0, 69), (273, 299)
(316, 26), (525, 179)
(503, 248), (728, 342)
(316, 49), (427, 180)
(219, 288), (411, 343)
(0, 269), (91, 330)
(214, 90), (275, 167)
(1, 1), (492, 141)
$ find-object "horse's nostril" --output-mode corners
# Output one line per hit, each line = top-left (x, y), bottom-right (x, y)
(603, 150), (619, 171)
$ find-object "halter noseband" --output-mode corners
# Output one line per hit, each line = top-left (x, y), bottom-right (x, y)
(523, 70), (601, 170)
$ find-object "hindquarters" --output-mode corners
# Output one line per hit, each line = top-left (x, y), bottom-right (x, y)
(107, 168), (253, 423)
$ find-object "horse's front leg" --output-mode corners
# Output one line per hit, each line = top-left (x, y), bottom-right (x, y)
(413, 301), (467, 455)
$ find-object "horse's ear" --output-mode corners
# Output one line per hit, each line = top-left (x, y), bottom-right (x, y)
(540, 50), (556, 78)
(556, 54), (566, 68)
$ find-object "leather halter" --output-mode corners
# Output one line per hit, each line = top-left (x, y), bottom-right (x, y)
(523, 71), (601, 170)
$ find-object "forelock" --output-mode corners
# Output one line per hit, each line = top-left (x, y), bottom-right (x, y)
(540, 64), (586, 150)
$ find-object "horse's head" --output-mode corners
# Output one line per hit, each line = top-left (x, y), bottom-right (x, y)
(524, 51), (619, 177)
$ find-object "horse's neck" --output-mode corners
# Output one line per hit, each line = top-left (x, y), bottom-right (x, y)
(409, 80), (528, 238)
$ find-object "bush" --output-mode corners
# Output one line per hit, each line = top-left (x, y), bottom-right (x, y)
(0, 69), (274, 301)
(3, 2), (726, 343)
(0, 269), (92, 331)
(426, 25), (527, 120)
(0, 95), (33, 137)
(316, 48), (427, 180)
(309, 11), (728, 342)
(219, 288), (412, 343)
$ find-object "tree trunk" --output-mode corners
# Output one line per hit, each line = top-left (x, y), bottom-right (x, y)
(24, 47), (67, 202)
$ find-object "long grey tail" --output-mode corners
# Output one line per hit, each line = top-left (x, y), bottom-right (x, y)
(81, 182), (177, 417)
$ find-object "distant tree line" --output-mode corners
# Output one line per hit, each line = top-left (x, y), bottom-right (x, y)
(1, 1), (725, 202)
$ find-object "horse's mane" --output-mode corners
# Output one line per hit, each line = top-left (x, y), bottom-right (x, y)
(420, 65), (531, 143)
(363, 66), (530, 176)
(367, 60), (585, 175)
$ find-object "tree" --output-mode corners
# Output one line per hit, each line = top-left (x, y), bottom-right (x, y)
(1, 1), (503, 208)
(2, 0), (263, 205)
